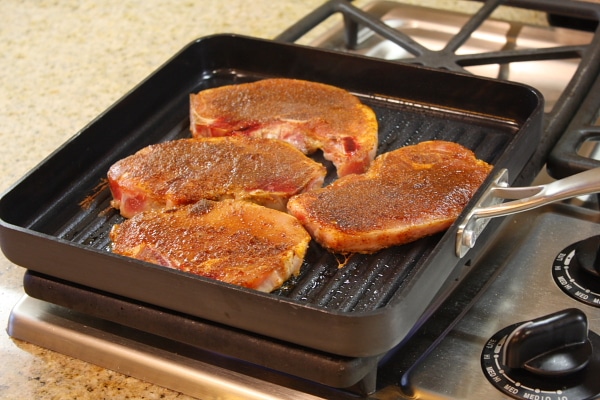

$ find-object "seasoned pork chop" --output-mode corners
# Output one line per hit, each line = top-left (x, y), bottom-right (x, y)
(110, 199), (311, 292)
(108, 136), (326, 218)
(190, 78), (378, 177)
(287, 141), (493, 254)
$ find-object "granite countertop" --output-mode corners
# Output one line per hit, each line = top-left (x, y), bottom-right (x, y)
(0, 1), (366, 398)
(0, 1), (547, 399)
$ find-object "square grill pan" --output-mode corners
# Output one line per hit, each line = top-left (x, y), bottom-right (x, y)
(0, 34), (543, 357)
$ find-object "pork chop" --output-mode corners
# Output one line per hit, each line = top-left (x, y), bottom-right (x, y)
(189, 78), (378, 177)
(110, 199), (311, 292)
(286, 141), (493, 254)
(108, 136), (326, 218)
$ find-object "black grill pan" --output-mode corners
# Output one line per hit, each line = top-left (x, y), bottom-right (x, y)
(0, 34), (543, 357)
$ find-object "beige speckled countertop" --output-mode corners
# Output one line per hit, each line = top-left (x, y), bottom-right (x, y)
(0, 1), (548, 399)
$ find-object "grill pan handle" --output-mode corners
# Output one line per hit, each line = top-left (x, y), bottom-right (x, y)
(456, 167), (600, 257)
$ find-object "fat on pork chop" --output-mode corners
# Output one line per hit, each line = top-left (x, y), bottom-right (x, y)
(286, 141), (493, 254)
(189, 78), (378, 177)
(107, 136), (326, 218)
(110, 199), (311, 292)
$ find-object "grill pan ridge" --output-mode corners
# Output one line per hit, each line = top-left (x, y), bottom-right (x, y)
(0, 35), (543, 357)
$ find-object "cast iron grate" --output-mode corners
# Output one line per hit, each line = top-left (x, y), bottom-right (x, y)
(277, 0), (600, 181)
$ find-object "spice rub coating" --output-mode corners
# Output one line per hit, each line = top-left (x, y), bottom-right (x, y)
(287, 140), (493, 253)
(110, 199), (311, 292)
(108, 136), (326, 218)
(190, 78), (378, 177)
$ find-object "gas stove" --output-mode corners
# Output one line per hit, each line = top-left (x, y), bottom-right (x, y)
(6, 1), (600, 399)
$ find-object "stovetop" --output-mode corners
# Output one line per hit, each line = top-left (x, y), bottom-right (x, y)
(9, 172), (600, 400)
(401, 190), (600, 399)
(7, 1), (600, 399)
(307, 0), (594, 113)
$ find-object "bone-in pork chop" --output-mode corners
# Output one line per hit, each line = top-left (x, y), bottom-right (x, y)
(110, 199), (311, 292)
(286, 141), (493, 254)
(108, 136), (326, 218)
(189, 78), (378, 177)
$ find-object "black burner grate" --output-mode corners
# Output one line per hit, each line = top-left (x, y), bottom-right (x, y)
(277, 0), (600, 181)
(549, 67), (600, 177)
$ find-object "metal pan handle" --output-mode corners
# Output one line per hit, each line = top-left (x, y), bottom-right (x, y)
(456, 167), (600, 257)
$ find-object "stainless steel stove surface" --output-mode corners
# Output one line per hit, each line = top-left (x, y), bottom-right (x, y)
(402, 189), (600, 399)
(7, 1), (600, 399)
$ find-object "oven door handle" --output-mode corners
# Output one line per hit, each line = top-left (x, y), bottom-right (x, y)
(456, 167), (600, 257)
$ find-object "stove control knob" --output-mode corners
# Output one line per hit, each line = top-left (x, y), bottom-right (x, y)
(552, 236), (600, 308)
(481, 309), (600, 399)
(502, 308), (592, 376)
(576, 236), (600, 278)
